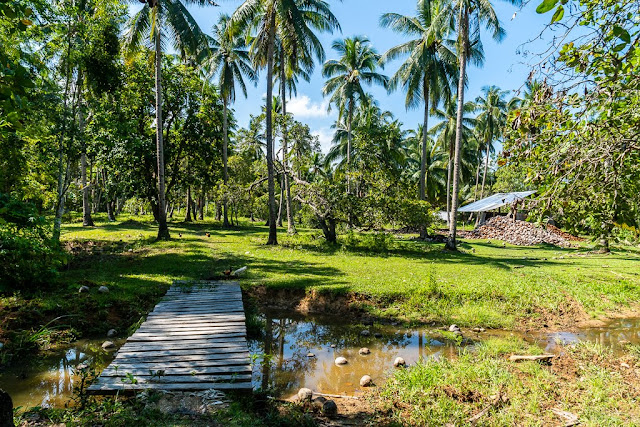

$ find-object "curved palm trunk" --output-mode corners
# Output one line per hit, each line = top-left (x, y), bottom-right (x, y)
(281, 58), (296, 234)
(155, 24), (170, 240)
(446, 6), (469, 251)
(222, 97), (231, 227)
(265, 19), (278, 245)
(480, 140), (491, 199)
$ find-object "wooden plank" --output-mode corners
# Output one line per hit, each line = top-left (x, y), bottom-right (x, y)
(87, 381), (252, 394)
(129, 329), (246, 339)
(115, 348), (247, 358)
(126, 334), (246, 343)
(149, 307), (244, 314)
(140, 320), (246, 328)
(144, 314), (246, 323)
(120, 342), (248, 352)
(135, 325), (246, 334)
(112, 352), (250, 364)
(97, 375), (252, 384)
(102, 365), (251, 376)
(110, 359), (250, 369)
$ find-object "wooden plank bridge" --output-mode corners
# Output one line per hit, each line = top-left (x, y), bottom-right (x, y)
(88, 281), (253, 394)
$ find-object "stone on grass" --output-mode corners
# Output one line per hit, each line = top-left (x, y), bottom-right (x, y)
(107, 329), (117, 338)
(472, 327), (486, 333)
(322, 399), (338, 417)
(330, 344), (336, 348)
(449, 324), (460, 332)
(78, 286), (90, 293)
(360, 330), (370, 337)
(334, 357), (348, 366)
(453, 330), (463, 337)
(359, 347), (371, 355)
(98, 286), (109, 293)
(360, 375), (373, 387)
(393, 357), (406, 367)
(312, 396), (326, 410)
(307, 352), (316, 358)
(101, 341), (115, 350)
(297, 388), (313, 402)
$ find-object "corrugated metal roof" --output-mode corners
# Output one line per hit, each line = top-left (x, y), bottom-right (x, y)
(458, 191), (536, 213)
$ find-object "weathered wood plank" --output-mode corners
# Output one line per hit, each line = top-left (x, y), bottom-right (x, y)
(110, 359), (250, 370)
(115, 348), (250, 358)
(102, 365), (251, 376)
(120, 342), (248, 352)
(87, 382), (252, 394)
(133, 326), (246, 335)
(112, 352), (250, 364)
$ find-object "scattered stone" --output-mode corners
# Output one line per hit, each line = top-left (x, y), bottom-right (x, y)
(78, 285), (90, 293)
(449, 324), (461, 332)
(393, 357), (406, 367)
(621, 362), (631, 369)
(128, 248), (133, 253)
(312, 396), (326, 410)
(98, 285), (109, 293)
(297, 388), (313, 402)
(101, 341), (115, 350)
(360, 330), (370, 337)
(472, 327), (486, 333)
(360, 375), (373, 387)
(0, 389), (13, 427)
(453, 330), (463, 337)
(359, 347), (371, 355)
(374, 332), (383, 338)
(322, 399), (338, 417)
(307, 352), (316, 358)
(330, 344), (336, 348)
(107, 329), (117, 338)
(335, 357), (348, 365)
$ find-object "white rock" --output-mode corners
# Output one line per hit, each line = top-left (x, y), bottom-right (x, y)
(360, 375), (373, 387)
(449, 324), (460, 332)
(102, 341), (115, 350)
(393, 357), (406, 367)
(78, 286), (90, 293)
(232, 266), (247, 276)
(359, 347), (371, 355)
(621, 362), (631, 369)
(330, 344), (336, 348)
(107, 329), (117, 338)
(98, 286), (109, 293)
(334, 357), (348, 365)
(307, 352), (315, 358)
(297, 388), (313, 402)
(128, 249), (133, 252)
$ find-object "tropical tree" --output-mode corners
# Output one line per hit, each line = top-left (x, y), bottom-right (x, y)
(380, 0), (457, 207)
(232, 0), (339, 245)
(205, 14), (257, 228)
(474, 85), (509, 200)
(404, 126), (448, 202)
(322, 36), (388, 193)
(446, 0), (521, 250)
(123, 0), (212, 240)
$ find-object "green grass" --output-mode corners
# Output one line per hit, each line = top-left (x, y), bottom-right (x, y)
(377, 337), (640, 426)
(2, 213), (640, 343)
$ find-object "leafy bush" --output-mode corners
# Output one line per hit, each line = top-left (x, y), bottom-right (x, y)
(0, 193), (63, 292)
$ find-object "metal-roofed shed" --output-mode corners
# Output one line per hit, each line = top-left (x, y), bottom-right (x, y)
(458, 191), (536, 213)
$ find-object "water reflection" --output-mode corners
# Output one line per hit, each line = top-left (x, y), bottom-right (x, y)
(249, 312), (458, 397)
(0, 340), (117, 410)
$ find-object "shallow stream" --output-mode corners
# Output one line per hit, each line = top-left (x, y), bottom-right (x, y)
(2, 315), (639, 410)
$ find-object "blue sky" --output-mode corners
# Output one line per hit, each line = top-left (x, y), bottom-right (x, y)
(142, 0), (553, 152)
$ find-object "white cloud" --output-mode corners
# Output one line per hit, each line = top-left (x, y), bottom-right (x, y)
(312, 127), (335, 154)
(287, 95), (331, 119)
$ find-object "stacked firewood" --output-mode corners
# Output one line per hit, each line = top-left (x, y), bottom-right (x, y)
(466, 216), (571, 247)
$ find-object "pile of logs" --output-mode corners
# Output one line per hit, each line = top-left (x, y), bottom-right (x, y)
(466, 216), (571, 247)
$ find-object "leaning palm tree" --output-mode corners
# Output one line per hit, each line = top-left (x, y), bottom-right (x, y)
(232, 0), (339, 245)
(123, 0), (213, 240)
(474, 85), (509, 200)
(380, 0), (457, 204)
(446, 0), (522, 250)
(322, 36), (388, 193)
(205, 14), (258, 228)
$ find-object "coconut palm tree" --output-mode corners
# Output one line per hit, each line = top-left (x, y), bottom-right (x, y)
(123, 0), (212, 240)
(380, 0), (457, 204)
(474, 85), (509, 200)
(322, 36), (388, 193)
(232, 0), (339, 245)
(405, 126), (448, 202)
(205, 14), (258, 228)
(446, 0), (522, 250)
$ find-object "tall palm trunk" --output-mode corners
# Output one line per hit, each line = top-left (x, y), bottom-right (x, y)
(222, 97), (231, 227)
(346, 97), (354, 194)
(281, 57), (296, 234)
(420, 79), (429, 239)
(473, 148), (481, 201)
(155, 24), (170, 240)
(480, 140), (491, 199)
(446, 6), (469, 251)
(265, 18), (278, 245)
(446, 138), (453, 216)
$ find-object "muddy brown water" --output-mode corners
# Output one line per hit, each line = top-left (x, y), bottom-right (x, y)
(2, 316), (640, 410)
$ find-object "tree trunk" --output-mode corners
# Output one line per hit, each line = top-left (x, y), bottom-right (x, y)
(446, 6), (469, 251)
(215, 201), (221, 221)
(277, 177), (284, 227)
(446, 150), (452, 218)
(346, 97), (354, 194)
(185, 186), (193, 222)
(106, 201), (116, 221)
(480, 140), (491, 199)
(198, 190), (204, 221)
(281, 57), (296, 234)
(154, 23), (170, 240)
(473, 148), (481, 201)
(318, 217), (337, 244)
(420, 80), (429, 239)
(80, 101), (94, 227)
(222, 98), (231, 227)
(265, 18), (278, 245)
